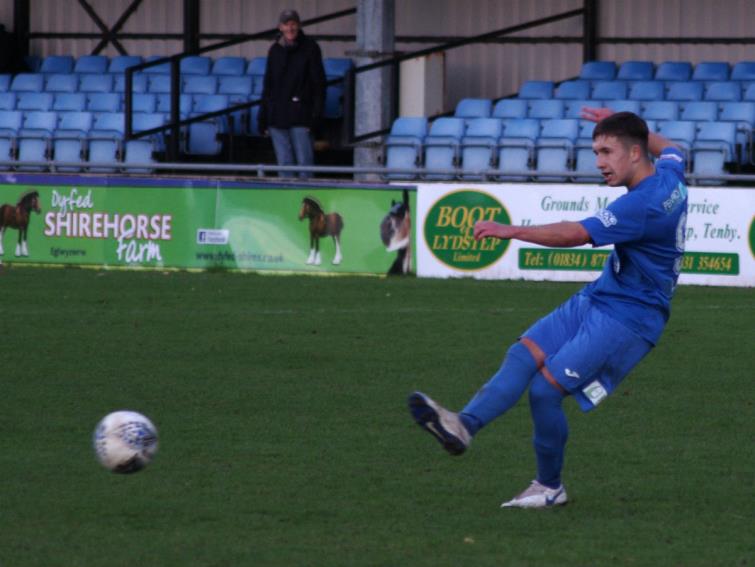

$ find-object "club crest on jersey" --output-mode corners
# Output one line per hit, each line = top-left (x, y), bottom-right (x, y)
(595, 208), (618, 228)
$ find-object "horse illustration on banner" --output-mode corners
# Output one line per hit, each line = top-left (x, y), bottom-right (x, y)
(0, 190), (41, 258)
(298, 196), (344, 265)
(380, 190), (411, 275)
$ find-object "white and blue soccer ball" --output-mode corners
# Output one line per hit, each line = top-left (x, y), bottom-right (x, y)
(93, 410), (159, 473)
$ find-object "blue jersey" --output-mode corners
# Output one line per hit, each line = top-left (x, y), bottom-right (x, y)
(579, 147), (688, 344)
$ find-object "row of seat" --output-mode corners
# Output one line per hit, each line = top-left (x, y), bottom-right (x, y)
(579, 60), (755, 84)
(384, 116), (738, 184)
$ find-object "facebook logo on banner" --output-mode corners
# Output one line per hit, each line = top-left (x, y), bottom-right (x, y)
(196, 229), (230, 245)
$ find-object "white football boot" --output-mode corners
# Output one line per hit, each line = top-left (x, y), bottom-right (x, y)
(407, 392), (471, 456)
(501, 480), (568, 509)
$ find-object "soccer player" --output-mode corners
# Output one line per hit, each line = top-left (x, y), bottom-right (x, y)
(408, 109), (688, 508)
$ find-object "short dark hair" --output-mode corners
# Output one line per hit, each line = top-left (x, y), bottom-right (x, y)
(592, 111), (649, 155)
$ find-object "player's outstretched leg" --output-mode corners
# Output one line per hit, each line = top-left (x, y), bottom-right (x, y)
(407, 392), (471, 456)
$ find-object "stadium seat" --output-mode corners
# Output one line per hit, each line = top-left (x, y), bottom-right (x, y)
(655, 61), (692, 82)
(148, 75), (171, 94)
(17, 92), (54, 111)
(554, 80), (591, 100)
(603, 99), (641, 114)
(247, 57), (267, 95)
(0, 92), (16, 110)
(181, 56), (212, 76)
(40, 55), (75, 74)
(323, 58), (353, 119)
(704, 81), (741, 102)
(45, 73), (78, 93)
(629, 80), (665, 101)
(114, 74), (148, 94)
(745, 84), (755, 102)
(187, 94), (230, 155)
(564, 99), (600, 118)
(53, 111), (93, 172)
(125, 113), (166, 172)
(0, 110), (22, 169)
(212, 57), (246, 76)
(17, 110), (58, 170)
(383, 117), (427, 180)
(579, 61), (617, 82)
(680, 101), (718, 122)
(492, 98), (527, 119)
(87, 93), (121, 115)
(692, 61), (730, 83)
(718, 101), (755, 163)
(53, 93), (86, 112)
(156, 93), (192, 115)
(108, 55), (143, 74)
(132, 93), (158, 114)
(536, 118), (579, 181)
(143, 55), (171, 74)
(460, 118), (502, 180)
(574, 120), (599, 182)
(517, 81), (554, 99)
(666, 81), (704, 103)
(642, 100), (679, 122)
(10, 73), (44, 93)
(0, 74), (11, 91)
(592, 81), (628, 101)
(74, 55), (109, 75)
(422, 117), (465, 180)
(658, 120), (697, 161)
(528, 99), (564, 120)
(79, 74), (114, 93)
(246, 101), (262, 136)
(617, 61), (654, 82)
(730, 61), (755, 82)
(454, 98), (492, 120)
(692, 121), (737, 183)
(496, 117), (539, 181)
(183, 76), (218, 95)
(88, 112), (125, 172)
(218, 76), (254, 134)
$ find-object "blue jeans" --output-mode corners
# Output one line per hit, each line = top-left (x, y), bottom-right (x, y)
(269, 127), (314, 179)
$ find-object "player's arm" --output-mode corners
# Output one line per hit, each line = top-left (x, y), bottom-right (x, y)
(474, 220), (590, 247)
(581, 106), (678, 159)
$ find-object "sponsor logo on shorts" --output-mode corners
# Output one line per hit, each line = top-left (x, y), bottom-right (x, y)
(197, 228), (230, 245)
(582, 380), (608, 406)
(595, 208), (617, 228)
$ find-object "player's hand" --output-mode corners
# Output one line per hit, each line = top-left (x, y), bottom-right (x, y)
(580, 106), (614, 123)
(473, 220), (516, 241)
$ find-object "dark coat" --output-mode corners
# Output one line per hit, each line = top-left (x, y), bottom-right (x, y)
(259, 31), (326, 131)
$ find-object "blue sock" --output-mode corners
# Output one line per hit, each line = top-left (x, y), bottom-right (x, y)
(528, 372), (569, 489)
(459, 341), (538, 436)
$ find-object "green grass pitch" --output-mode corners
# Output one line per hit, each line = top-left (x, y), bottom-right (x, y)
(0, 266), (752, 567)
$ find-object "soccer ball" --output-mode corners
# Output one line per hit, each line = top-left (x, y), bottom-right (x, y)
(93, 410), (159, 473)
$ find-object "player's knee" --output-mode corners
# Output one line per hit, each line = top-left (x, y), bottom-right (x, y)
(507, 340), (534, 365)
(529, 372), (564, 406)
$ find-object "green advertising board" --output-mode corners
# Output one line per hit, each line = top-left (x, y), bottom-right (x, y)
(0, 179), (415, 275)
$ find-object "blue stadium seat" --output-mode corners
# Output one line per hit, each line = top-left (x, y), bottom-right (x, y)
(692, 121), (737, 184)
(0, 74), (11, 91)
(642, 100), (679, 122)
(53, 111), (93, 172)
(125, 113), (166, 172)
(718, 101), (755, 163)
(730, 61), (755, 82)
(17, 111), (58, 170)
(10, 73), (44, 93)
(680, 101), (717, 122)
(496, 118), (539, 181)
(629, 81), (665, 101)
(574, 120), (599, 182)
(17, 92), (54, 111)
(114, 74), (148, 94)
(564, 99), (601, 118)
(87, 93), (121, 115)
(247, 101), (262, 136)
(323, 58), (353, 119)
(45, 73), (78, 93)
(186, 94), (230, 155)
(108, 55), (143, 74)
(183, 76), (218, 95)
(132, 93), (158, 114)
(536, 118), (579, 181)
(654, 61), (692, 82)
(617, 61), (654, 82)
(148, 75), (171, 94)
(745, 84), (755, 102)
(53, 93), (86, 112)
(218, 76), (254, 134)
(422, 117), (465, 180)
(79, 74), (114, 93)
(0, 92), (16, 110)
(454, 98), (492, 120)
(666, 81), (704, 103)
(156, 93), (192, 115)
(658, 120), (697, 161)
(74, 55), (109, 75)
(181, 56), (212, 76)
(579, 61), (617, 82)
(143, 56), (170, 74)
(247, 57), (267, 95)
(88, 113), (125, 172)
(528, 99), (564, 120)
(212, 57), (246, 76)
(492, 98), (527, 119)
(460, 118), (503, 180)
(591, 81), (628, 101)
(383, 117), (427, 180)
(40, 56), (74, 74)
(692, 61), (730, 82)
(517, 81), (554, 99)
(554, 80), (591, 100)
(0, 110), (23, 169)
(704, 81), (741, 102)
(603, 99), (641, 114)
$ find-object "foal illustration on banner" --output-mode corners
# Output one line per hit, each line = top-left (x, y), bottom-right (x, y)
(0, 190), (41, 258)
(298, 196), (344, 265)
(380, 189), (411, 275)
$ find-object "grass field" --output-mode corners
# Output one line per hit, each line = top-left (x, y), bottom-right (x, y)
(0, 266), (752, 567)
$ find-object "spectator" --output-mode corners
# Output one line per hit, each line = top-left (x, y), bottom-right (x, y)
(259, 9), (326, 179)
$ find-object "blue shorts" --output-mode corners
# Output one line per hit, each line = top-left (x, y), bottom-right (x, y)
(523, 293), (653, 412)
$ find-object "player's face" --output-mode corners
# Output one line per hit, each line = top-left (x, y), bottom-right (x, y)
(279, 20), (300, 43)
(592, 134), (636, 187)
